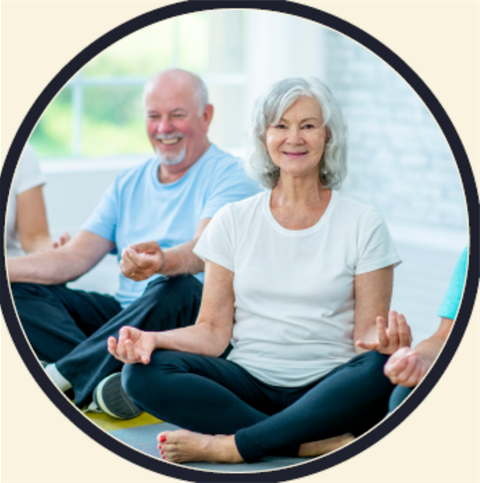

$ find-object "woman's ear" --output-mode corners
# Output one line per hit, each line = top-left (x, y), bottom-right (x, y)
(325, 126), (331, 144)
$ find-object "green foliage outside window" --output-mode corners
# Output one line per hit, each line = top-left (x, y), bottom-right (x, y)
(30, 89), (73, 157)
(29, 12), (233, 159)
(81, 86), (150, 157)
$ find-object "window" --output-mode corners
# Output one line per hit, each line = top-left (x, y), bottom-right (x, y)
(30, 11), (247, 161)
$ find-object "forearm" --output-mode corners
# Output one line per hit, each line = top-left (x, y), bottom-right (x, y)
(7, 249), (88, 284)
(412, 336), (447, 370)
(22, 234), (54, 253)
(353, 266), (393, 354)
(16, 186), (52, 254)
(111, 260), (235, 364)
(152, 322), (230, 357)
(158, 239), (204, 277)
(411, 317), (453, 369)
(8, 231), (112, 285)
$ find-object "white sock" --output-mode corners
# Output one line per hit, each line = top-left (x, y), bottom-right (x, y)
(45, 364), (72, 392)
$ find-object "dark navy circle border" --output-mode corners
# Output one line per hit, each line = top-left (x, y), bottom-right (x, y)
(1, 2), (478, 482)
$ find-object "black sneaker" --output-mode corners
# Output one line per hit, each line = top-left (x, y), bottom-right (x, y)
(92, 373), (142, 420)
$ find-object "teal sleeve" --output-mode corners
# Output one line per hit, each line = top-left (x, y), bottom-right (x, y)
(437, 246), (468, 319)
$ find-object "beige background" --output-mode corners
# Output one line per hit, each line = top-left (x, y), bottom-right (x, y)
(1, 1), (478, 482)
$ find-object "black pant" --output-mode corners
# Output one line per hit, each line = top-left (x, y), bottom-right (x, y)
(11, 275), (203, 407)
(123, 349), (394, 462)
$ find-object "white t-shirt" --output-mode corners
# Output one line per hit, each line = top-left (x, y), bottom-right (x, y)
(193, 190), (401, 388)
(6, 145), (47, 257)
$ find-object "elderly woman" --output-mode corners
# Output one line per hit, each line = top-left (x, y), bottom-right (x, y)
(108, 77), (409, 463)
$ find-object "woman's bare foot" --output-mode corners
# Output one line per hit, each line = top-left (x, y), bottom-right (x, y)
(298, 433), (355, 457)
(157, 430), (244, 464)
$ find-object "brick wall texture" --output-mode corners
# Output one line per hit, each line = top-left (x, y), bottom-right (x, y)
(325, 31), (468, 231)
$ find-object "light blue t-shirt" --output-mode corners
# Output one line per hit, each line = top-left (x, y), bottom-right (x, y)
(437, 246), (468, 319)
(83, 144), (261, 308)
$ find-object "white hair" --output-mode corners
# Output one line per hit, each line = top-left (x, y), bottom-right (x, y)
(143, 68), (209, 117)
(244, 77), (348, 189)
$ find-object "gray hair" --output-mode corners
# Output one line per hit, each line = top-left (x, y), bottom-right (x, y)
(143, 68), (209, 117)
(245, 77), (348, 189)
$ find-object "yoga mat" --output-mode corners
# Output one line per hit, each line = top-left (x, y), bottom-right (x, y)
(110, 422), (310, 472)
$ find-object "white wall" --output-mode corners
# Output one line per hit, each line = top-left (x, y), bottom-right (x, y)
(244, 11), (327, 130)
(42, 166), (123, 295)
(324, 31), (468, 232)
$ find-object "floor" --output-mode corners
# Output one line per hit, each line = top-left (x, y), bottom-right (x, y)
(83, 410), (309, 471)
(110, 422), (310, 472)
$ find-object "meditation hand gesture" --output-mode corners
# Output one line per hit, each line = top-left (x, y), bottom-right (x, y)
(120, 241), (166, 281)
(384, 347), (427, 387)
(356, 311), (413, 355)
(107, 326), (157, 364)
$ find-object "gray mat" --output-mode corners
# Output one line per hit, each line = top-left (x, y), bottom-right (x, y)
(110, 423), (309, 472)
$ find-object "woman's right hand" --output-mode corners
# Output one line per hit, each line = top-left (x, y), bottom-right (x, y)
(107, 326), (157, 364)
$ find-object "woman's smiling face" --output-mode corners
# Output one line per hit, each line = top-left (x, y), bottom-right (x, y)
(265, 96), (328, 181)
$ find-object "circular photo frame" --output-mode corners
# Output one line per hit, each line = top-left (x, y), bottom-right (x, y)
(1, 2), (478, 482)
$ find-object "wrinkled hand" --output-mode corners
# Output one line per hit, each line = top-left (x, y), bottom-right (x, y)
(52, 231), (71, 249)
(356, 311), (413, 355)
(107, 326), (157, 364)
(120, 241), (165, 281)
(384, 347), (427, 387)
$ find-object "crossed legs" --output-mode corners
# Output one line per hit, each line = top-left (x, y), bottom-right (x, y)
(123, 350), (393, 463)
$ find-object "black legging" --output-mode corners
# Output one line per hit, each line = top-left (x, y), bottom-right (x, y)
(123, 349), (394, 462)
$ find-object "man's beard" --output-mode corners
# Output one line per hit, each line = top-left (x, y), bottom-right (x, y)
(154, 133), (187, 166)
(155, 144), (187, 166)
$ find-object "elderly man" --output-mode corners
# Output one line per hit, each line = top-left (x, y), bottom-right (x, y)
(8, 69), (260, 418)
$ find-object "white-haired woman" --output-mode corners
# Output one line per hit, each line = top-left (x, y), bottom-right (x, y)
(108, 77), (409, 463)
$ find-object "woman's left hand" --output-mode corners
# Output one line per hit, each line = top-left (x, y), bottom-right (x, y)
(356, 311), (413, 355)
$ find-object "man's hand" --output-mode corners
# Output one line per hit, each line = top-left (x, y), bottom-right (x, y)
(356, 311), (413, 355)
(107, 326), (157, 364)
(120, 241), (165, 281)
(384, 347), (427, 387)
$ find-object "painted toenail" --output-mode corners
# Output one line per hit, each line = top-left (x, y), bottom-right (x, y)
(160, 435), (167, 443)
(158, 444), (162, 450)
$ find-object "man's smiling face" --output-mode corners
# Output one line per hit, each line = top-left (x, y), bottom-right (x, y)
(144, 71), (212, 171)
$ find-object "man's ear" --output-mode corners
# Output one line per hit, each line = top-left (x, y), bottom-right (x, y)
(203, 104), (214, 129)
